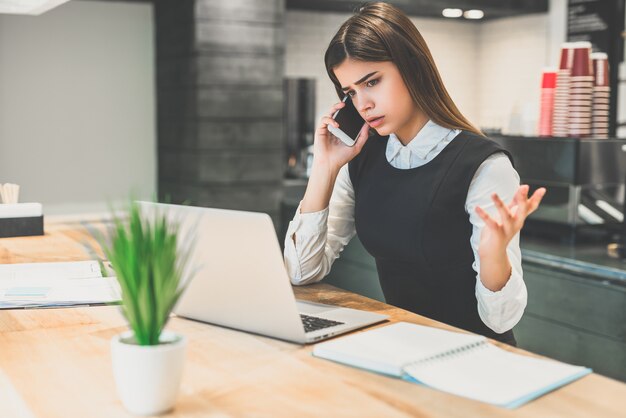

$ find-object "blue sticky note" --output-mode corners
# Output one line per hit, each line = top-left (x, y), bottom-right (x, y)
(5, 287), (51, 297)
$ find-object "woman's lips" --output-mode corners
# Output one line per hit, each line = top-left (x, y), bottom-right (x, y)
(368, 116), (385, 127)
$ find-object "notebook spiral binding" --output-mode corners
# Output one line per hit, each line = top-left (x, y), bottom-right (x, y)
(405, 340), (488, 369)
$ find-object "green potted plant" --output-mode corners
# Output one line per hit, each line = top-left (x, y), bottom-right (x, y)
(100, 202), (193, 415)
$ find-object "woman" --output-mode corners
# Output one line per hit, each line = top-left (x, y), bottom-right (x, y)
(283, 2), (545, 345)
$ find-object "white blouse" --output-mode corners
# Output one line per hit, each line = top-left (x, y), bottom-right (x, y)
(283, 120), (527, 334)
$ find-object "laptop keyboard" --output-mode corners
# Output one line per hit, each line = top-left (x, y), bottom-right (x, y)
(300, 314), (344, 333)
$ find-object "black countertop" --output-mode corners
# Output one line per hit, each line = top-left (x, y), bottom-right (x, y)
(521, 236), (626, 287)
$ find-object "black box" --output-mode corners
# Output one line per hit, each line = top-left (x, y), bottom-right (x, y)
(0, 215), (44, 238)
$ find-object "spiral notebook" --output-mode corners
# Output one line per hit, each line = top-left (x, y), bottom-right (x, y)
(312, 322), (591, 409)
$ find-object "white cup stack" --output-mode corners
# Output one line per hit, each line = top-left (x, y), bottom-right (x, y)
(0, 183), (20, 204)
(591, 52), (610, 139)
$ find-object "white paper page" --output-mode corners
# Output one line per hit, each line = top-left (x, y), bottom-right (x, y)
(0, 260), (102, 280)
(313, 322), (485, 377)
(404, 344), (589, 406)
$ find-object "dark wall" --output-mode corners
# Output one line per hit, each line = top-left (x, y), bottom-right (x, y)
(155, 0), (286, 223)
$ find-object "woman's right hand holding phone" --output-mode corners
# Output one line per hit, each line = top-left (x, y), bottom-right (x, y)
(300, 102), (370, 214)
(313, 101), (370, 173)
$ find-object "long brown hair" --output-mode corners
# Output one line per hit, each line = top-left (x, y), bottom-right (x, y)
(324, 2), (482, 136)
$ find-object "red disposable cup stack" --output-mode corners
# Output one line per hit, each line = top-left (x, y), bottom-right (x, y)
(539, 69), (557, 137)
(553, 43), (576, 137)
(591, 52), (610, 138)
(593, 52), (609, 87)
(559, 42), (576, 71)
(568, 42), (593, 138)
(571, 45), (591, 77)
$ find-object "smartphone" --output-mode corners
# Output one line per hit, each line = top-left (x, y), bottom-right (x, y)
(327, 95), (365, 147)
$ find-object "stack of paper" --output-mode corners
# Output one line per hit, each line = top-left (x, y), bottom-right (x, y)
(0, 260), (121, 309)
(0, 203), (42, 218)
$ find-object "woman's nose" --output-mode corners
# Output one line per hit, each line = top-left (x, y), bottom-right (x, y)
(357, 96), (373, 114)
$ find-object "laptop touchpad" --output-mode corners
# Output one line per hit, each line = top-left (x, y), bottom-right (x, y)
(296, 300), (339, 315)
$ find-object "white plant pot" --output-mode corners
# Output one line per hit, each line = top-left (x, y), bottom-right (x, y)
(111, 330), (187, 416)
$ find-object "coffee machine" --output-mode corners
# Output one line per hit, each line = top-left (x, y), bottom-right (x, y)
(284, 78), (316, 179)
(492, 136), (626, 234)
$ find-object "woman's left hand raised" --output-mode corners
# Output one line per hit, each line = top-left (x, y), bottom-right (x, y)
(475, 185), (546, 257)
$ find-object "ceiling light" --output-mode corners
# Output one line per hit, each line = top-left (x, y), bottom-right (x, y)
(0, 0), (71, 15)
(442, 8), (463, 18)
(464, 9), (484, 20)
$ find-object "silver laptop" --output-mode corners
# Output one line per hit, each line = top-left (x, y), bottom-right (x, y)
(138, 202), (388, 344)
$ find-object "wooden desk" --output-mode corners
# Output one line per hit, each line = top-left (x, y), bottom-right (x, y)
(0, 220), (625, 417)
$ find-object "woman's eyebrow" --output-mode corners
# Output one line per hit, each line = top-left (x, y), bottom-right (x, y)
(341, 71), (379, 91)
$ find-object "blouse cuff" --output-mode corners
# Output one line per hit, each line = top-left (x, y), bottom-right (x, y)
(284, 201), (330, 285)
(475, 268), (522, 301)
(475, 267), (526, 334)
(287, 201), (329, 239)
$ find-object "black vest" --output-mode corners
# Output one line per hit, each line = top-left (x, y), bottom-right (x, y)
(348, 130), (516, 345)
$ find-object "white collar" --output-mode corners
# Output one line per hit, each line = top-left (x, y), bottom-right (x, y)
(387, 120), (454, 160)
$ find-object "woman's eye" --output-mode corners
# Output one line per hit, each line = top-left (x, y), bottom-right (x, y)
(347, 90), (356, 97)
(366, 78), (379, 87)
